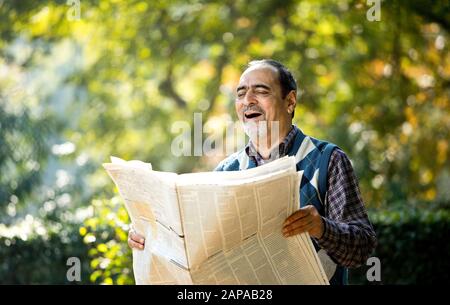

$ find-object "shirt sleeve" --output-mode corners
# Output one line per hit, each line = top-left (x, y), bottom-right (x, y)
(316, 148), (377, 268)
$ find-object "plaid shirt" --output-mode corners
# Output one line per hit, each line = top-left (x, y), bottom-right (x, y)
(245, 125), (298, 165)
(245, 127), (377, 268)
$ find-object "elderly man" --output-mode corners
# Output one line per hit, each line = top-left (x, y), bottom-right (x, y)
(128, 59), (377, 285)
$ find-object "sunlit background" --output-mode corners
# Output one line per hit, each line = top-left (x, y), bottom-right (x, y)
(0, 0), (449, 284)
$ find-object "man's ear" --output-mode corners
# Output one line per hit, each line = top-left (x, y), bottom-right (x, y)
(286, 90), (297, 114)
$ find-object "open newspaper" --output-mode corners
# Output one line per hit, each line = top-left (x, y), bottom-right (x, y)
(103, 156), (329, 285)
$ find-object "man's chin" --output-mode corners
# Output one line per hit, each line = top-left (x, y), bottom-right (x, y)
(243, 121), (268, 140)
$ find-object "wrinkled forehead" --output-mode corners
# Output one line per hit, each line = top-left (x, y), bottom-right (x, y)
(238, 64), (279, 87)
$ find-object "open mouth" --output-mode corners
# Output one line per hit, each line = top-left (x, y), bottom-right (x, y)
(244, 112), (263, 120)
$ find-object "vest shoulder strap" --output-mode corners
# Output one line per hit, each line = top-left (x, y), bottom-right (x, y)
(318, 143), (337, 207)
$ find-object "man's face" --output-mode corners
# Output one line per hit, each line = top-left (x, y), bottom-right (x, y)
(235, 65), (293, 142)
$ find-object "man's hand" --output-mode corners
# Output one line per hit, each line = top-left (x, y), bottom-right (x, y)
(128, 228), (145, 250)
(282, 205), (324, 239)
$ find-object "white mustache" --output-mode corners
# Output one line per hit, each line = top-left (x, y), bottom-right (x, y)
(242, 106), (265, 116)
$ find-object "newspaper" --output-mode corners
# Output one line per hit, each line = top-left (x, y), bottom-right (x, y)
(103, 156), (329, 285)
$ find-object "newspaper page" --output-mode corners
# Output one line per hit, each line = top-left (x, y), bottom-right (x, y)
(177, 163), (328, 285)
(103, 156), (329, 285)
(103, 159), (190, 284)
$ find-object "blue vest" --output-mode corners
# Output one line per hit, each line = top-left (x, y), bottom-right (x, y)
(214, 128), (348, 285)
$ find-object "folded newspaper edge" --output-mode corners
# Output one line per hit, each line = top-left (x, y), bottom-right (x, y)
(103, 156), (330, 285)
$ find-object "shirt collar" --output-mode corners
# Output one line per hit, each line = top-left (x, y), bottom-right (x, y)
(245, 125), (299, 166)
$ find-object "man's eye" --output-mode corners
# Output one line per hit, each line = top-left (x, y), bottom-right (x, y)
(237, 92), (246, 98)
(256, 91), (268, 95)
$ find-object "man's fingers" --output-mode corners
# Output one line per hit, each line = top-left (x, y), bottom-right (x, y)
(283, 207), (311, 226)
(129, 231), (145, 244)
(283, 217), (312, 232)
(283, 222), (314, 237)
(128, 229), (145, 251)
(128, 238), (145, 250)
(282, 219), (314, 237)
(284, 222), (314, 237)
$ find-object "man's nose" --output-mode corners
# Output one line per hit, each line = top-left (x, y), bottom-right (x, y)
(243, 91), (257, 106)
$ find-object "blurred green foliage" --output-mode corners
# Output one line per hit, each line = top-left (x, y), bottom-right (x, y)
(82, 197), (133, 285)
(0, 0), (449, 284)
(0, 220), (91, 284)
(350, 207), (450, 284)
